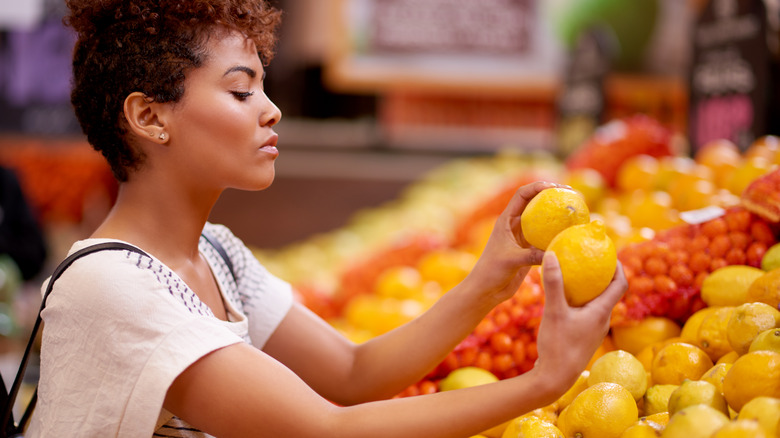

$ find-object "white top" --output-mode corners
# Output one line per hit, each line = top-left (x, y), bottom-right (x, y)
(26, 223), (294, 437)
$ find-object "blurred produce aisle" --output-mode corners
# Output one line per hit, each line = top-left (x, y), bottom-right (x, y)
(251, 114), (780, 437)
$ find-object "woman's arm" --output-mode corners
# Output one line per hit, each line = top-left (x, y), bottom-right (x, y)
(164, 252), (627, 438)
(262, 181), (558, 403)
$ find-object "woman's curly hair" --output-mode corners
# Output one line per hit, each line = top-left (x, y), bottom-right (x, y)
(64, 0), (282, 181)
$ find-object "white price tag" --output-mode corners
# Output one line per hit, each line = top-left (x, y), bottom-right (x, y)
(680, 206), (726, 224)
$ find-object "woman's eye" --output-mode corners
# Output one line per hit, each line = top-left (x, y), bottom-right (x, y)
(231, 91), (255, 101)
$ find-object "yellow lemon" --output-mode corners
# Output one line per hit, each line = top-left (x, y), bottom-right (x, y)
(722, 351), (780, 411)
(727, 302), (780, 355)
(695, 306), (735, 362)
(612, 317), (682, 356)
(620, 423), (661, 438)
(520, 187), (590, 250)
(642, 412), (669, 427)
(555, 370), (590, 411)
(557, 382), (638, 438)
(700, 265), (766, 307)
(500, 416), (563, 438)
(439, 366), (499, 391)
(375, 265), (423, 299)
(746, 268), (780, 309)
(621, 413), (667, 437)
(737, 396), (780, 437)
(726, 155), (773, 195)
(636, 344), (655, 372)
(588, 350), (648, 401)
(660, 404), (730, 438)
(651, 342), (713, 385)
(565, 167), (607, 210)
(546, 220), (617, 307)
(643, 384), (679, 416)
(716, 351), (739, 365)
(700, 362), (732, 395)
(416, 248), (477, 291)
(667, 379), (728, 417)
(749, 328), (780, 353)
(762, 243), (780, 271)
(681, 307), (720, 344)
(710, 419), (768, 438)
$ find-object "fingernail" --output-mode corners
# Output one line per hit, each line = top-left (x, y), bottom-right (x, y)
(543, 251), (558, 267)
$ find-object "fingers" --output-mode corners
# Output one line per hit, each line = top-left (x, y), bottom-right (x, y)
(515, 246), (546, 267)
(502, 181), (559, 219)
(541, 251), (565, 312)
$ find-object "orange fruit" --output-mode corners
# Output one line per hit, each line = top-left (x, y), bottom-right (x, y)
(723, 351), (780, 411)
(746, 268), (780, 309)
(416, 248), (476, 291)
(612, 317), (681, 356)
(669, 178), (717, 212)
(651, 342), (714, 385)
(520, 187), (590, 250)
(695, 139), (743, 188)
(616, 154), (660, 192)
(745, 134), (780, 164)
(546, 220), (617, 307)
(622, 190), (681, 230)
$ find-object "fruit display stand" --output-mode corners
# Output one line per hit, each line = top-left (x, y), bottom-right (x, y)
(252, 115), (780, 437)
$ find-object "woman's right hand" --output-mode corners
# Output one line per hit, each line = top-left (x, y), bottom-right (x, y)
(533, 252), (628, 393)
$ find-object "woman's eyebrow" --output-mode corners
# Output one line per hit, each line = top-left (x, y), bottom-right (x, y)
(223, 65), (257, 78)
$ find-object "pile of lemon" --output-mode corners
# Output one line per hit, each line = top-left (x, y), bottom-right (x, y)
(467, 243), (780, 438)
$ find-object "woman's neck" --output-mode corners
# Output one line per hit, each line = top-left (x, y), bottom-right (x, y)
(91, 176), (221, 264)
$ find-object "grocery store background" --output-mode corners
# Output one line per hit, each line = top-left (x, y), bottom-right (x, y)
(0, 0), (777, 326)
(0, 0), (699, 250)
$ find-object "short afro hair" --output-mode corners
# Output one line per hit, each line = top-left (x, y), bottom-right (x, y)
(64, 0), (282, 181)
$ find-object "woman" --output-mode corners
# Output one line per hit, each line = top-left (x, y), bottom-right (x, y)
(29, 1), (627, 437)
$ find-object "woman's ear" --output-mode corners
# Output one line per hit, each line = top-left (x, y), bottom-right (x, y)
(123, 92), (168, 143)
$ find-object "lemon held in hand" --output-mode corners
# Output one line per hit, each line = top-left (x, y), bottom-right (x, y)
(520, 187), (590, 250)
(545, 219), (617, 307)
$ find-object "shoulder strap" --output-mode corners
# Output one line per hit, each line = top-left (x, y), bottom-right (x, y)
(201, 229), (236, 284)
(1, 242), (148, 436)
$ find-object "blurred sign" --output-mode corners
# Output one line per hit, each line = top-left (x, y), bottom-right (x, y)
(325, 0), (563, 95)
(688, 0), (779, 152)
(369, 0), (533, 54)
(0, 0), (44, 30)
(0, 18), (79, 135)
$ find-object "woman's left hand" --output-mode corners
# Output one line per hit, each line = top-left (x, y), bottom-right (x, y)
(464, 180), (569, 304)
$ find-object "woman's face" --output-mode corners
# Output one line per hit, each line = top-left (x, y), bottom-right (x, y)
(163, 29), (282, 192)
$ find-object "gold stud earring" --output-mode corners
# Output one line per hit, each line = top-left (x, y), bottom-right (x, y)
(159, 132), (167, 141)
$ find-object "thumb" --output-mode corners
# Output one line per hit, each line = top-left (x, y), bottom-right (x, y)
(542, 251), (566, 311)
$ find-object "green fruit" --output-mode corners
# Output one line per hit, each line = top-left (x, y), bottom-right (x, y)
(553, 0), (659, 70)
(0, 255), (21, 304)
(762, 243), (780, 271)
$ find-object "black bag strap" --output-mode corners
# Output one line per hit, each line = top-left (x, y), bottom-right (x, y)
(1, 242), (148, 437)
(1, 230), (235, 436)
(200, 229), (236, 284)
